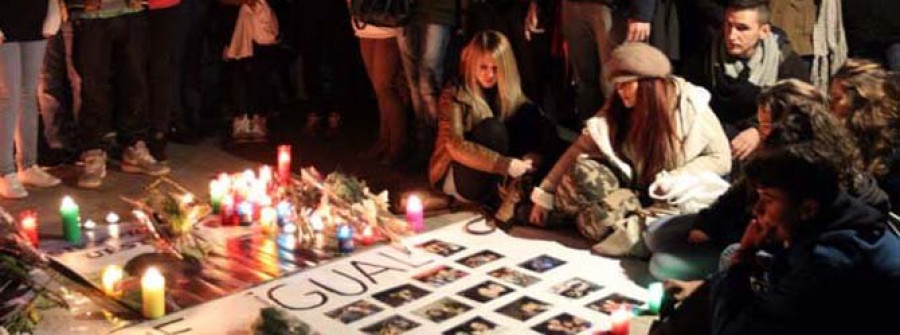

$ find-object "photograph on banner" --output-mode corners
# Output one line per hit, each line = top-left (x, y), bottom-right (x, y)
(495, 296), (552, 321)
(487, 267), (541, 287)
(550, 277), (604, 299)
(417, 239), (466, 257)
(586, 293), (646, 314)
(456, 250), (504, 268)
(531, 313), (592, 335)
(519, 254), (566, 273)
(458, 281), (515, 303)
(442, 316), (501, 335)
(372, 284), (431, 307)
(413, 265), (469, 288)
(326, 300), (385, 324)
(359, 315), (420, 334)
(412, 297), (473, 323)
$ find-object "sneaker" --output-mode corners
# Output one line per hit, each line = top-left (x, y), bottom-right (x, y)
(247, 115), (268, 142)
(232, 114), (251, 143)
(18, 165), (61, 188)
(122, 141), (170, 176)
(78, 149), (107, 189)
(326, 112), (341, 138)
(304, 113), (321, 137)
(0, 173), (28, 199)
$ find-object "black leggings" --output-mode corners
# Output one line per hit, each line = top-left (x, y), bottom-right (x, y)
(451, 117), (510, 207)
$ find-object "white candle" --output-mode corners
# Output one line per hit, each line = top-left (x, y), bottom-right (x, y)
(141, 267), (166, 319)
(102, 265), (124, 298)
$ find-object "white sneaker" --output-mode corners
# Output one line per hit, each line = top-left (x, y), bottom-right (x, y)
(18, 165), (61, 188)
(0, 173), (28, 199)
(122, 141), (171, 176)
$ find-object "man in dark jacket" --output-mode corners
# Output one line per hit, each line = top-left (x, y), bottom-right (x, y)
(662, 143), (900, 335)
(684, 0), (809, 161)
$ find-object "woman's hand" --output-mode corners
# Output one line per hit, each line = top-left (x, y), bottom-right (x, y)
(524, 1), (544, 41)
(664, 279), (704, 301)
(731, 128), (761, 160)
(508, 158), (533, 178)
(529, 205), (548, 226)
(626, 19), (651, 42)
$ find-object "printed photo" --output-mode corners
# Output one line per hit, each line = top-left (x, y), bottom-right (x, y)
(531, 313), (592, 335)
(456, 250), (504, 268)
(442, 317), (499, 335)
(414, 265), (469, 288)
(372, 284), (431, 308)
(458, 281), (514, 303)
(488, 267), (541, 288)
(413, 297), (473, 323)
(325, 300), (384, 324)
(586, 293), (645, 314)
(360, 315), (420, 335)
(550, 278), (603, 299)
(417, 239), (467, 257)
(519, 255), (566, 273)
(495, 296), (551, 321)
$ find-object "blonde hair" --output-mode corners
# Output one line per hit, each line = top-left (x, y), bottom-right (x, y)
(459, 31), (528, 120)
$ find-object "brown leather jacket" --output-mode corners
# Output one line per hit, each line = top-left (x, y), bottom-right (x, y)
(428, 86), (514, 186)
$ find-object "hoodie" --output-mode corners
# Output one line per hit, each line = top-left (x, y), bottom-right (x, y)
(708, 192), (900, 335)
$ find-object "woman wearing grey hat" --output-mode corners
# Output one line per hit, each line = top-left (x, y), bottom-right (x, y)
(528, 43), (732, 250)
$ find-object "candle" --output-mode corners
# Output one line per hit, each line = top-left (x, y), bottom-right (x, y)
(276, 201), (292, 225)
(238, 201), (254, 226)
(242, 169), (256, 183)
(337, 225), (354, 254)
(141, 267), (166, 319)
(648, 282), (664, 314)
(83, 219), (97, 230)
(259, 165), (273, 187)
(19, 210), (39, 247)
(361, 225), (375, 246)
(311, 213), (324, 250)
(209, 180), (225, 214)
(181, 193), (195, 207)
(283, 223), (297, 234)
(406, 195), (424, 233)
(221, 195), (235, 225)
(102, 265), (124, 298)
(106, 212), (120, 239)
(260, 207), (277, 235)
(610, 303), (631, 335)
(277, 145), (291, 184)
(60, 196), (82, 245)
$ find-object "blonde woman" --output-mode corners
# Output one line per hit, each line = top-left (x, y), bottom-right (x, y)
(429, 31), (556, 207)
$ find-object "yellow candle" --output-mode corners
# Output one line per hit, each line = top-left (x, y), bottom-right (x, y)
(141, 267), (166, 319)
(102, 265), (124, 298)
(260, 207), (277, 235)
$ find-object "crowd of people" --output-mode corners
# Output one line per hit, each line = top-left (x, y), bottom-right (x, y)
(2, 0), (900, 332)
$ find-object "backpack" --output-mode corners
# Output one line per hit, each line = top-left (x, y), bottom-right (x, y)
(349, 0), (415, 29)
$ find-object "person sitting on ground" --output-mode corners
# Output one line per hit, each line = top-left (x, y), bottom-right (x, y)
(645, 79), (890, 281)
(429, 30), (557, 211)
(829, 59), (900, 209)
(528, 42), (732, 250)
(660, 143), (900, 335)
(685, 0), (809, 161)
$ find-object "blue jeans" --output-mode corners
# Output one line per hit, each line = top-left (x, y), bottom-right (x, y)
(644, 214), (723, 280)
(886, 43), (900, 71)
(0, 40), (47, 175)
(397, 22), (452, 126)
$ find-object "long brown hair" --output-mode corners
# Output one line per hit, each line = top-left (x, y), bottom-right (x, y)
(604, 78), (679, 186)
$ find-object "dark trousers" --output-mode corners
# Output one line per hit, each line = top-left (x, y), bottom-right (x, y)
(38, 24), (79, 150)
(148, 3), (189, 136)
(562, 0), (613, 121)
(224, 46), (280, 118)
(451, 118), (510, 206)
(294, 0), (354, 116)
(72, 13), (149, 151)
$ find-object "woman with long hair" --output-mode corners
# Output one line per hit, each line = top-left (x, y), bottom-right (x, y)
(529, 43), (732, 242)
(830, 59), (900, 208)
(429, 30), (556, 208)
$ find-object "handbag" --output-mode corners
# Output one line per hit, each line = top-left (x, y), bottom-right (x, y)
(350, 0), (415, 29)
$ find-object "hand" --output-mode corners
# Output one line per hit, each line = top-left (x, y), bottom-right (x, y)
(730, 128), (761, 160)
(524, 1), (545, 41)
(733, 219), (774, 264)
(508, 159), (534, 178)
(529, 205), (548, 226)
(664, 279), (704, 301)
(626, 19), (651, 42)
(687, 229), (710, 244)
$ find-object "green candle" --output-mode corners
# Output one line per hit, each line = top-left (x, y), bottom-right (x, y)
(648, 282), (664, 314)
(60, 196), (82, 244)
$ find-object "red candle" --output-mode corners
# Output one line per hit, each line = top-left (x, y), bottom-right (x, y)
(19, 210), (39, 247)
(361, 225), (375, 245)
(406, 195), (424, 233)
(610, 303), (631, 335)
(277, 145), (291, 185)
(221, 195), (236, 226)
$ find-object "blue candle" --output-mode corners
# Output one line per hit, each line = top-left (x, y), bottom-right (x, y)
(276, 201), (292, 225)
(337, 225), (354, 254)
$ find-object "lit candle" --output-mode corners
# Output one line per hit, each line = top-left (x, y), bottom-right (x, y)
(60, 196), (82, 245)
(102, 265), (124, 298)
(209, 180), (225, 214)
(648, 282), (664, 315)
(242, 169), (256, 183)
(337, 225), (354, 254)
(277, 145), (291, 185)
(406, 195), (424, 233)
(276, 201), (292, 225)
(259, 165), (273, 187)
(19, 210), (39, 247)
(83, 219), (97, 230)
(283, 223), (297, 234)
(106, 212), (120, 239)
(310, 213), (324, 250)
(361, 225), (375, 246)
(610, 303), (631, 335)
(181, 193), (195, 207)
(221, 195), (235, 226)
(260, 207), (277, 235)
(141, 267), (166, 319)
(238, 201), (254, 226)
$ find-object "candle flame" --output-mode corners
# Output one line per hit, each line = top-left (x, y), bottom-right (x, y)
(105, 212), (120, 224)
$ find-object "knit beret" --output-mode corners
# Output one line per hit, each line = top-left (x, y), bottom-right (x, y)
(607, 42), (672, 84)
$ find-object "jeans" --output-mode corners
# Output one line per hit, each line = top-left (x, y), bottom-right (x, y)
(444, 118), (510, 206)
(562, 0), (613, 121)
(359, 37), (406, 157)
(644, 214), (724, 280)
(397, 22), (452, 129)
(0, 40), (48, 175)
(72, 13), (150, 151)
(38, 23), (80, 150)
(887, 43), (900, 71)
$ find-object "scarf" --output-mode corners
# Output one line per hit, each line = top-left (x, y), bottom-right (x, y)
(811, 0), (847, 91)
(715, 33), (782, 87)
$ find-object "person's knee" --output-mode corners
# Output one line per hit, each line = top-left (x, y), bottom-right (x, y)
(470, 118), (509, 152)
